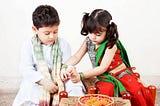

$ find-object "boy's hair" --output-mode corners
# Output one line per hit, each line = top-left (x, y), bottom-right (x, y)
(32, 5), (60, 29)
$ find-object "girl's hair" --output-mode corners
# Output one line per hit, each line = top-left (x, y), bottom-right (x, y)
(32, 5), (60, 29)
(81, 9), (119, 49)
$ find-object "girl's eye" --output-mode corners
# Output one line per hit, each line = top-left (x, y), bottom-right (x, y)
(96, 33), (101, 36)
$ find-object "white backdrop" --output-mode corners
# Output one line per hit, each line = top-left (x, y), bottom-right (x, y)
(0, 0), (160, 85)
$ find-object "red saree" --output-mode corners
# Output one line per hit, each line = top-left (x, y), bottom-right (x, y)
(95, 39), (154, 106)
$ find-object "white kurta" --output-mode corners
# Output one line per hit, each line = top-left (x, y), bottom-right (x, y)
(12, 37), (84, 106)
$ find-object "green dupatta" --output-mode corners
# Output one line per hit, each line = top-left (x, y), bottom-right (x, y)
(32, 36), (64, 105)
(96, 39), (131, 96)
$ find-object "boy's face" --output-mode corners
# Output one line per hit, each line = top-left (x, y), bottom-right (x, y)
(32, 25), (59, 45)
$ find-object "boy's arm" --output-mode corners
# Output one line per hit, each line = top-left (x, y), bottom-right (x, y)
(37, 78), (58, 94)
(60, 38), (71, 63)
(19, 39), (44, 83)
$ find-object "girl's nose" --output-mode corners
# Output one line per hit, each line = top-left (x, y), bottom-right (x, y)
(91, 34), (96, 39)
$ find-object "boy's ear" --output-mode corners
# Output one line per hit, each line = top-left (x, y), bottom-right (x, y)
(32, 26), (38, 32)
(32, 26), (38, 35)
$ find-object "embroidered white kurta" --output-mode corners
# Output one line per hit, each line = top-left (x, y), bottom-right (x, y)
(13, 37), (84, 106)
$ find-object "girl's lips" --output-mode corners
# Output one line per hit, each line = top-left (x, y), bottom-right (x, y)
(91, 39), (96, 42)
(92, 41), (97, 43)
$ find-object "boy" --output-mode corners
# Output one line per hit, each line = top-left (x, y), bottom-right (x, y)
(13, 5), (84, 106)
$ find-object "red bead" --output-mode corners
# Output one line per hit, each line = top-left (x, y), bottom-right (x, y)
(88, 86), (98, 94)
(134, 72), (140, 78)
(148, 85), (156, 104)
(122, 92), (131, 99)
(59, 91), (68, 101)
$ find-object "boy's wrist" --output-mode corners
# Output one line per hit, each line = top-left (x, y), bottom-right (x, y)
(62, 64), (75, 70)
(61, 64), (68, 69)
(78, 72), (85, 81)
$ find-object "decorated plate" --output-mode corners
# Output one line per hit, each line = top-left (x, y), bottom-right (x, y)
(78, 94), (114, 106)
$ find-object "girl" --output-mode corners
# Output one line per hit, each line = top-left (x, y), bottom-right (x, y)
(63, 9), (154, 106)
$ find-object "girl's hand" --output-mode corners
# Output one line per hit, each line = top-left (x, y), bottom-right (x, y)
(37, 78), (59, 94)
(65, 65), (76, 77)
(60, 68), (69, 81)
(60, 66), (76, 81)
(68, 66), (77, 76)
(70, 69), (81, 83)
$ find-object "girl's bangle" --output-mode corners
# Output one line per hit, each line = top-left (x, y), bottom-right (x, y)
(79, 72), (85, 81)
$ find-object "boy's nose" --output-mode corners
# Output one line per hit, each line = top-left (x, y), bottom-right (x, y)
(48, 33), (54, 39)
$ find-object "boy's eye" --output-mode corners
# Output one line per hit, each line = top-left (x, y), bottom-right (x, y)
(44, 32), (50, 35)
(43, 31), (58, 36)
(53, 31), (58, 34)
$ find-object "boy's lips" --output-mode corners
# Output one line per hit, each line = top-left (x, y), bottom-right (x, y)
(49, 40), (54, 42)
(47, 40), (54, 44)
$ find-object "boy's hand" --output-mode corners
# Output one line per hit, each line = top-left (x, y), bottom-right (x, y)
(37, 78), (59, 94)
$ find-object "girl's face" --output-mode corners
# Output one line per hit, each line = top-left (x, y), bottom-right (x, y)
(32, 25), (59, 45)
(89, 31), (107, 46)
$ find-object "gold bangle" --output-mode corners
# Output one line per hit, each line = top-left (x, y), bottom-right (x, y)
(79, 72), (85, 81)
